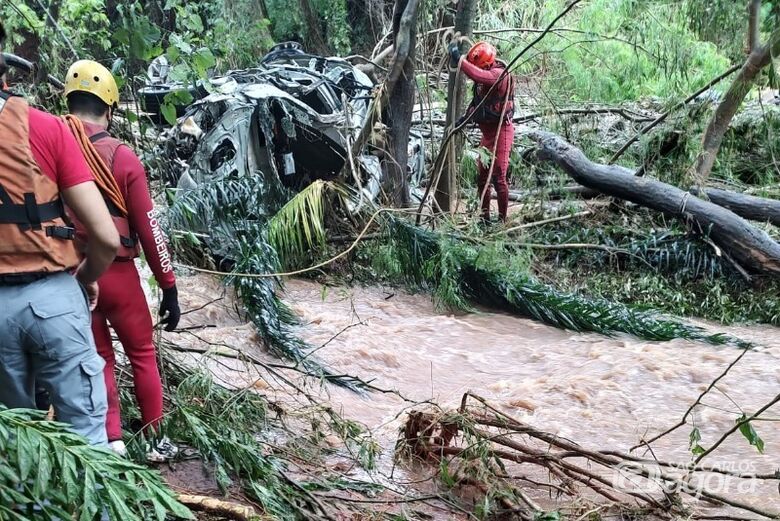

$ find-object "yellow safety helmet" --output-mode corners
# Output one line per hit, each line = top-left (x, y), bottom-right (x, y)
(64, 60), (119, 107)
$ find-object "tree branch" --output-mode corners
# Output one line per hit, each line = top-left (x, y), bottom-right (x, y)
(609, 63), (741, 164)
(692, 26), (780, 183)
(747, 0), (761, 53)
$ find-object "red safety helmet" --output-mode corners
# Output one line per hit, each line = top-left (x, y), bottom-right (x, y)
(466, 42), (497, 69)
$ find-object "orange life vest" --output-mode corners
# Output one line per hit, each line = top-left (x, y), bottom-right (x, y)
(0, 91), (81, 276)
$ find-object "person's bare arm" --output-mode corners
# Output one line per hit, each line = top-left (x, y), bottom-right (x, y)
(61, 181), (119, 283)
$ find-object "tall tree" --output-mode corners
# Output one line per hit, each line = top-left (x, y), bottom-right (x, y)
(381, 0), (419, 206)
(299, 0), (331, 55)
(347, 0), (387, 54)
(435, 0), (476, 213)
(691, 1), (780, 183)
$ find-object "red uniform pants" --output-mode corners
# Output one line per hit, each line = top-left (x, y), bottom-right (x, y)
(477, 121), (514, 221)
(92, 260), (163, 441)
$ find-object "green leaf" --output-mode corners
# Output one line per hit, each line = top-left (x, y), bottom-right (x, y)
(146, 481), (195, 519)
(166, 88), (195, 106)
(192, 48), (216, 79)
(161, 102), (177, 126)
(107, 485), (142, 521)
(169, 63), (191, 83)
(737, 415), (765, 454)
(166, 44), (181, 65)
(170, 33), (193, 55)
(15, 427), (34, 482)
(113, 74), (126, 92)
(125, 110), (139, 124)
(439, 459), (455, 488)
(0, 459), (20, 484)
(33, 440), (52, 496)
(688, 426), (705, 455)
(183, 13), (204, 34)
(79, 467), (98, 521)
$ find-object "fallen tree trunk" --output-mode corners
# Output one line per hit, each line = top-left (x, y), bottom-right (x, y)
(693, 187), (780, 227)
(530, 131), (780, 275)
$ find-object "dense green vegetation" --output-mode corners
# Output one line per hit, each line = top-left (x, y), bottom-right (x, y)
(2, 0), (780, 517)
(1, 0), (770, 104)
(0, 407), (191, 520)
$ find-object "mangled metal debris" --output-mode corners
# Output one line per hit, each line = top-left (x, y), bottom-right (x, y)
(159, 43), (425, 207)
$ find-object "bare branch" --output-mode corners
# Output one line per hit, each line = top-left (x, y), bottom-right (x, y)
(632, 348), (749, 450)
(610, 64), (741, 164)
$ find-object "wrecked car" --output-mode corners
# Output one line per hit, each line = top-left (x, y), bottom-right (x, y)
(158, 43), (425, 206)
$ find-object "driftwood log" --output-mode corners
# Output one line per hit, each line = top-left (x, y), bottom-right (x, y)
(530, 131), (780, 275)
(177, 494), (262, 520)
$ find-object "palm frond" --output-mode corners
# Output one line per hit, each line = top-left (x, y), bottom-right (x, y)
(168, 177), (366, 391)
(158, 362), (322, 519)
(0, 407), (191, 521)
(268, 180), (328, 266)
(382, 218), (752, 348)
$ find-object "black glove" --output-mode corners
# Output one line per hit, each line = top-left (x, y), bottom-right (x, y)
(159, 285), (181, 331)
(455, 114), (468, 128)
(448, 42), (461, 68)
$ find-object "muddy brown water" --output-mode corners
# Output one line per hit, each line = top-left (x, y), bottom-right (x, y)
(168, 273), (780, 517)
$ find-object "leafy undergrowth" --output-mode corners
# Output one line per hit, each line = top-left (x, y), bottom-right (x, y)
(117, 350), (378, 520)
(525, 215), (780, 326)
(556, 269), (780, 326)
(0, 408), (192, 521)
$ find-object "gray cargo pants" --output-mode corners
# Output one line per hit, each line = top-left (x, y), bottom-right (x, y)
(0, 272), (108, 446)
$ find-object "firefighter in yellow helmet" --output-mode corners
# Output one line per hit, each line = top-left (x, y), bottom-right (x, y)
(63, 59), (180, 460)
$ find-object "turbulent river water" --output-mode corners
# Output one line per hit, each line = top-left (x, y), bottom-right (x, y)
(171, 273), (780, 517)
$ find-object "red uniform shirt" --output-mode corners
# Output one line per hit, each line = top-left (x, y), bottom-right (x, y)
(28, 107), (94, 189)
(459, 59), (511, 92)
(459, 59), (513, 135)
(82, 121), (176, 290)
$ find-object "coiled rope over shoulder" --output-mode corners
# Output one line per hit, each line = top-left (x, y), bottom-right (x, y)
(62, 114), (127, 216)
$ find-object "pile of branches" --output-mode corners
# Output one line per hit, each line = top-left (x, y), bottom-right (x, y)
(400, 393), (780, 521)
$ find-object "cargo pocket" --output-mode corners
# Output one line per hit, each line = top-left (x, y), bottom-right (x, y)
(30, 292), (90, 360)
(80, 356), (106, 413)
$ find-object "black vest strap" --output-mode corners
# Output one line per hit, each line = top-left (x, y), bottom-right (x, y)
(89, 131), (111, 144)
(0, 183), (67, 226)
(0, 90), (16, 114)
(103, 196), (124, 218)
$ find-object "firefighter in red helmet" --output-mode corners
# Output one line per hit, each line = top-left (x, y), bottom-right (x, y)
(450, 41), (515, 223)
